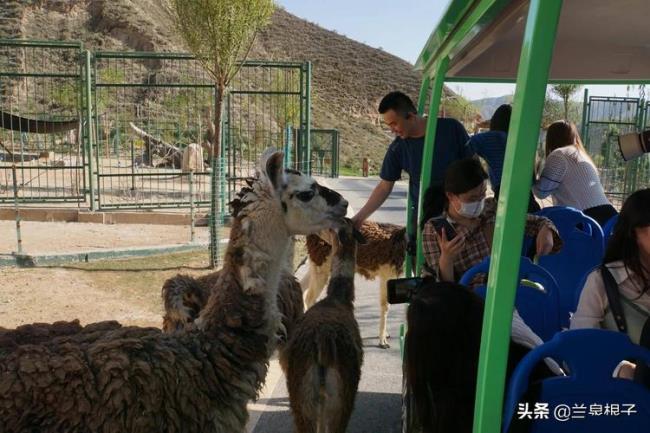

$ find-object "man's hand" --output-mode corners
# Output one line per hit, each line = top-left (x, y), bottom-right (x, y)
(351, 214), (364, 229)
(350, 179), (395, 229)
(535, 226), (554, 257)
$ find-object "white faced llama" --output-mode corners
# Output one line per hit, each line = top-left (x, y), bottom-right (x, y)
(302, 220), (406, 348)
(0, 150), (347, 433)
(281, 220), (366, 433)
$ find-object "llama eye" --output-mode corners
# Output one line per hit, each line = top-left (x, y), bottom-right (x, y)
(296, 191), (315, 202)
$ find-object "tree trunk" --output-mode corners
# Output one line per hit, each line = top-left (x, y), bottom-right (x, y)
(209, 82), (225, 268)
(563, 97), (569, 120)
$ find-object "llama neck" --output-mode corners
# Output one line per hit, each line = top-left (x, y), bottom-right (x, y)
(325, 244), (356, 304)
(199, 197), (289, 344)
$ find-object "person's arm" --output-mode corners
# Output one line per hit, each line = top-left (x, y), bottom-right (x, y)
(351, 179), (394, 227)
(524, 215), (563, 256)
(422, 219), (443, 278)
(422, 219), (465, 282)
(533, 151), (567, 199)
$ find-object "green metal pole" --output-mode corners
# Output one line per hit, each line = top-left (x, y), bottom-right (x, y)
(473, 2), (563, 433)
(405, 76), (431, 278)
(84, 50), (96, 211)
(305, 61), (312, 175)
(415, 60), (448, 276)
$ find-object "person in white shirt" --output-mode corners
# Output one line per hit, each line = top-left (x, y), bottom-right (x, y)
(533, 120), (617, 226)
(571, 188), (650, 379)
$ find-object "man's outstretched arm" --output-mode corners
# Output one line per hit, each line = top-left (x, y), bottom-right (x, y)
(351, 179), (395, 227)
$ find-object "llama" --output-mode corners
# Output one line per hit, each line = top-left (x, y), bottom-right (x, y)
(161, 268), (304, 345)
(403, 280), (556, 433)
(0, 150), (348, 433)
(280, 220), (365, 433)
(302, 220), (406, 348)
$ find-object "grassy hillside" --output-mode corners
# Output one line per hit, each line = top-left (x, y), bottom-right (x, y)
(1, 1), (479, 173)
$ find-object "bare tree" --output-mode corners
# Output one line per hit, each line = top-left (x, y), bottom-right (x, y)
(169, 0), (275, 267)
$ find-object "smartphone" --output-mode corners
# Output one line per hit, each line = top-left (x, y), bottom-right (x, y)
(431, 217), (457, 241)
(387, 277), (424, 304)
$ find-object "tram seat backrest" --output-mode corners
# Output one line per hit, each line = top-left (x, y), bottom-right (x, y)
(503, 329), (650, 433)
(459, 256), (562, 341)
(602, 213), (619, 248)
(533, 207), (604, 328)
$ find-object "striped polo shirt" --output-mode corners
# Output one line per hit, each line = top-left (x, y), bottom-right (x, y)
(533, 146), (611, 210)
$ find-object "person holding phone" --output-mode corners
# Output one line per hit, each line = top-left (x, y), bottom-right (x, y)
(421, 157), (563, 283)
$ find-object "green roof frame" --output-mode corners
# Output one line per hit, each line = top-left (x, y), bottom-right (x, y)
(408, 1), (650, 433)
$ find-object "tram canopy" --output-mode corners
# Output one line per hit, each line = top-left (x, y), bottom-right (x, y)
(416, 0), (650, 83)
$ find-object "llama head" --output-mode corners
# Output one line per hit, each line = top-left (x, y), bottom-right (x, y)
(258, 149), (348, 235)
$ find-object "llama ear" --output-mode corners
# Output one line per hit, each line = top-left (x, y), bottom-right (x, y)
(259, 148), (285, 191)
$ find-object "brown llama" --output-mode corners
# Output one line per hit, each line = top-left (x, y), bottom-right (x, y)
(161, 267), (304, 345)
(281, 220), (365, 433)
(302, 220), (406, 348)
(0, 150), (348, 433)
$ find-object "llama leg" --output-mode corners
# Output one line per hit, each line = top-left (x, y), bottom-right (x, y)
(293, 410), (316, 433)
(378, 271), (391, 349)
(303, 259), (330, 309)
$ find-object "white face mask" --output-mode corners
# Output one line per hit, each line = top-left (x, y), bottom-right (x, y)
(455, 198), (485, 219)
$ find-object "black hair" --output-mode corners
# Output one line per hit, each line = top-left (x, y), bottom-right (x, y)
(420, 157), (488, 227)
(490, 104), (512, 133)
(404, 280), (554, 433)
(378, 91), (417, 118)
(603, 188), (650, 294)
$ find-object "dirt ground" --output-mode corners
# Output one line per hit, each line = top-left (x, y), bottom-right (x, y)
(0, 233), (307, 329)
(0, 220), (209, 255)
(0, 251), (212, 328)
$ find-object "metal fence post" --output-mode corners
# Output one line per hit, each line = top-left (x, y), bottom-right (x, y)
(305, 62), (312, 174)
(11, 165), (23, 254)
(84, 50), (97, 211)
(189, 171), (195, 243)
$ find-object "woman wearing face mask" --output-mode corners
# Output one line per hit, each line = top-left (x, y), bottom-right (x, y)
(422, 157), (563, 283)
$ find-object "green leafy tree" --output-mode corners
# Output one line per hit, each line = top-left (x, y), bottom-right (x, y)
(551, 84), (582, 120)
(169, 0), (275, 267)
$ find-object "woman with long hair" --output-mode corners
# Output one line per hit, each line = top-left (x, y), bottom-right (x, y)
(571, 188), (650, 334)
(404, 280), (557, 433)
(571, 188), (650, 381)
(421, 157), (561, 283)
(533, 120), (617, 226)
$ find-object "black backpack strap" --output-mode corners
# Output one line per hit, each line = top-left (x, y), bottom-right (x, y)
(600, 265), (628, 333)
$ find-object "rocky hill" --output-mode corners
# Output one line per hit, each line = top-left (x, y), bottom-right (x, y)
(1, 0), (477, 172)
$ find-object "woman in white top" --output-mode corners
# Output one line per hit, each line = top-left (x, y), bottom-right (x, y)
(571, 188), (650, 379)
(533, 120), (617, 226)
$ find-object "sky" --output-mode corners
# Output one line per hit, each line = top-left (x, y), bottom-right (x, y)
(276, 0), (633, 101)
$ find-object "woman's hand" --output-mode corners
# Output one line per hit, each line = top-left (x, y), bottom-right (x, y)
(535, 226), (555, 257)
(436, 228), (465, 282)
(436, 228), (465, 262)
(614, 360), (637, 380)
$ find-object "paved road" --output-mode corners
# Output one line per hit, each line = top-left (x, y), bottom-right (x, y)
(248, 176), (408, 433)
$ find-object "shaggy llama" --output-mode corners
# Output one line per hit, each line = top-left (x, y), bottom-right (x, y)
(0, 150), (347, 433)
